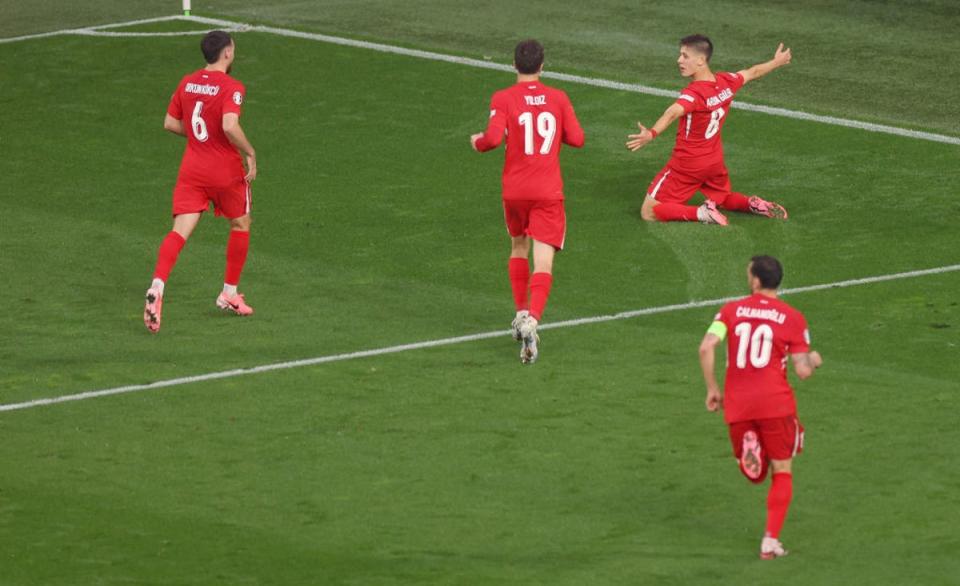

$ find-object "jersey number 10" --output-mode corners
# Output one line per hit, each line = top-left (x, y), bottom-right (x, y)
(733, 322), (773, 368)
(518, 111), (557, 155)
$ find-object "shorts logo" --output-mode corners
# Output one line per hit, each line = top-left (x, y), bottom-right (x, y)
(233, 91), (243, 106)
(489, 109), (496, 118)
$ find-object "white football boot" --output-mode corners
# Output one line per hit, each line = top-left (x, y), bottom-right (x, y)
(760, 536), (788, 560)
(511, 310), (529, 342)
(519, 315), (539, 364)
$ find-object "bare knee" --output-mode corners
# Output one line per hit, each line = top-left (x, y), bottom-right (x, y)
(641, 198), (659, 222)
(230, 214), (252, 231)
(510, 235), (530, 258)
(531, 240), (556, 274)
(770, 459), (792, 474)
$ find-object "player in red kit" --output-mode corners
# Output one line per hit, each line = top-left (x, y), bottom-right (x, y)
(144, 30), (258, 333)
(470, 39), (585, 364)
(698, 256), (823, 559)
(626, 35), (791, 225)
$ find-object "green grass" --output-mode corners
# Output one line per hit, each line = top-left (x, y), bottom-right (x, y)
(1, 4), (959, 585)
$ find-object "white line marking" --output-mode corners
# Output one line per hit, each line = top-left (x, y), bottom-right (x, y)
(1, 15), (957, 145)
(2, 263), (958, 414)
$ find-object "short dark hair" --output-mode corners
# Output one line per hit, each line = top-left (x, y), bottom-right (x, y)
(514, 39), (545, 74)
(680, 34), (713, 62)
(201, 30), (233, 64)
(750, 255), (784, 289)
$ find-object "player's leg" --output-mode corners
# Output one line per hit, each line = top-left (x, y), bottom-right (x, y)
(644, 167), (727, 225)
(504, 200), (532, 340)
(215, 181), (254, 316)
(757, 416), (803, 559)
(144, 204), (202, 333)
(518, 201), (564, 364)
(703, 168), (787, 219)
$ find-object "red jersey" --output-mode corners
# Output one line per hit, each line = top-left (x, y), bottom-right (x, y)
(670, 71), (744, 173)
(712, 293), (811, 424)
(475, 80), (584, 200)
(167, 69), (246, 187)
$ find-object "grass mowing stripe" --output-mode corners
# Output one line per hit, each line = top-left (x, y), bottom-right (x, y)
(2, 263), (957, 414)
(3, 14), (958, 146)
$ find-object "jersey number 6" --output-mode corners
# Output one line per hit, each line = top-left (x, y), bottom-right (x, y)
(518, 111), (557, 155)
(191, 102), (209, 142)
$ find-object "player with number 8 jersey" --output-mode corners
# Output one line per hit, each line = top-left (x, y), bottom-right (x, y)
(471, 39), (584, 365)
(626, 35), (791, 225)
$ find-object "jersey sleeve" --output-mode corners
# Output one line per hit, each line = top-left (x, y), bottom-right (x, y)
(223, 82), (246, 116)
(560, 92), (585, 148)
(706, 305), (731, 340)
(675, 89), (698, 114)
(167, 80), (184, 119)
(475, 91), (509, 152)
(722, 71), (746, 93)
(787, 311), (811, 354)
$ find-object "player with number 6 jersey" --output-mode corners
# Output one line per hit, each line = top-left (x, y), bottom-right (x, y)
(471, 39), (584, 364)
(698, 256), (823, 559)
(143, 30), (258, 333)
(626, 35), (791, 225)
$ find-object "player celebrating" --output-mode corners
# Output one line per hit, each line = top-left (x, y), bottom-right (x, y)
(144, 30), (257, 333)
(470, 39), (585, 364)
(626, 35), (791, 225)
(698, 256), (823, 559)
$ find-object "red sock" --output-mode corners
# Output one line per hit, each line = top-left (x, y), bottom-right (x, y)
(719, 192), (751, 211)
(765, 472), (793, 538)
(653, 203), (700, 222)
(224, 229), (250, 286)
(508, 258), (529, 311)
(528, 272), (553, 321)
(153, 231), (186, 282)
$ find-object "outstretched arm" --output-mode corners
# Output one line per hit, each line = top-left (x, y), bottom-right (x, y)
(626, 102), (685, 151)
(737, 42), (792, 84)
(223, 112), (257, 182)
(699, 333), (724, 412)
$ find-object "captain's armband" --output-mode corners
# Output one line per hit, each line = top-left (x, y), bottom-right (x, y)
(706, 321), (727, 340)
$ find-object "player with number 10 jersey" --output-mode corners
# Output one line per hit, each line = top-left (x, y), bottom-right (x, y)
(471, 39), (584, 364)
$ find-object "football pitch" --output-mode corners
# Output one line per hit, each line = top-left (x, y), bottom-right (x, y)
(1, 2), (959, 584)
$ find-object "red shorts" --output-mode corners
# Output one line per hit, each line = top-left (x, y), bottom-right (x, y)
(646, 163), (734, 205)
(172, 178), (251, 219)
(729, 415), (804, 462)
(503, 199), (566, 250)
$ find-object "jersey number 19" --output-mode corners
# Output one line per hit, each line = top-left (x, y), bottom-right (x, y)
(519, 111), (556, 155)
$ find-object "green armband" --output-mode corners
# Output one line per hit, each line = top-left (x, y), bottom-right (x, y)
(706, 321), (727, 340)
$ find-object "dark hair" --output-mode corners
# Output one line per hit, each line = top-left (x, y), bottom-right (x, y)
(680, 34), (713, 62)
(750, 255), (783, 289)
(201, 30), (233, 64)
(514, 39), (545, 74)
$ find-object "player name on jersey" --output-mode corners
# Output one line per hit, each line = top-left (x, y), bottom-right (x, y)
(706, 87), (733, 108)
(735, 306), (787, 324)
(524, 95), (547, 106)
(185, 83), (220, 96)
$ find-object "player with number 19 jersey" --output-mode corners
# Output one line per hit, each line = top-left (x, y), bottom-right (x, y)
(167, 69), (247, 196)
(474, 81), (584, 203)
(713, 293), (810, 424)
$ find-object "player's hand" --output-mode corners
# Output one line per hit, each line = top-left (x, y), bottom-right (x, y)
(705, 387), (723, 412)
(773, 42), (792, 67)
(470, 133), (484, 152)
(244, 154), (257, 182)
(626, 123), (654, 151)
(809, 350), (822, 369)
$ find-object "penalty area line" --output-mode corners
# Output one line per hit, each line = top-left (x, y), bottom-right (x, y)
(2, 262), (958, 414)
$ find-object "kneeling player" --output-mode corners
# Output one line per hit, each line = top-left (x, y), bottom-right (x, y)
(699, 256), (823, 558)
(626, 35), (791, 225)
(471, 39), (585, 364)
